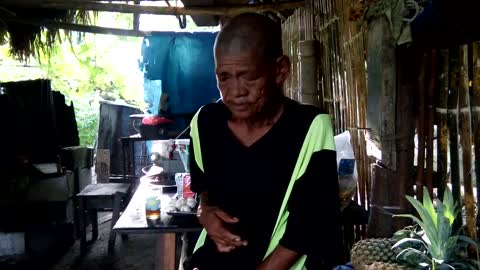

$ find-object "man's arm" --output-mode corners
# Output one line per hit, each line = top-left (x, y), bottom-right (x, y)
(189, 140), (247, 252)
(282, 149), (344, 269)
(257, 245), (299, 270)
(257, 149), (344, 270)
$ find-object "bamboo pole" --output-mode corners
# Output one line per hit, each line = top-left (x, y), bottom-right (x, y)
(458, 44), (476, 239)
(425, 51), (437, 198)
(436, 49), (450, 199)
(472, 41), (480, 238)
(448, 46), (462, 229)
(33, 1), (305, 16)
(416, 53), (428, 201)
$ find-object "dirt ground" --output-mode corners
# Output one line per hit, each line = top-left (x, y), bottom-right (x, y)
(1, 214), (159, 270)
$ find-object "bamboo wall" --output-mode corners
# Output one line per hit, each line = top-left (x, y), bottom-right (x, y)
(281, 0), (369, 252)
(417, 45), (479, 241)
(282, 0), (479, 252)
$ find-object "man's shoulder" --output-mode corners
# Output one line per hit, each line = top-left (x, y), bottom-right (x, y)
(286, 98), (329, 123)
(192, 102), (228, 132)
(196, 102), (228, 120)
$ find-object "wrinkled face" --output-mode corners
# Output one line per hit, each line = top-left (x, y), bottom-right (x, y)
(215, 49), (279, 120)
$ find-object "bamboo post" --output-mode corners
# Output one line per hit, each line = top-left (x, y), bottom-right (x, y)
(436, 49), (450, 199)
(425, 51), (437, 198)
(448, 46), (462, 228)
(416, 53), (428, 201)
(458, 44), (476, 239)
(472, 41), (480, 238)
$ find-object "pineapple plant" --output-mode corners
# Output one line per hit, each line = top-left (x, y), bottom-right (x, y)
(351, 238), (399, 269)
(392, 187), (480, 270)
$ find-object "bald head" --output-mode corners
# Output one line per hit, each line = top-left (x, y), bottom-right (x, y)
(214, 13), (283, 62)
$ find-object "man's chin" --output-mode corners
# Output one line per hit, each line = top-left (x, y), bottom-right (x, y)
(230, 110), (253, 120)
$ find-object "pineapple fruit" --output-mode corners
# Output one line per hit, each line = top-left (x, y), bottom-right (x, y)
(351, 238), (398, 270)
(364, 262), (409, 270)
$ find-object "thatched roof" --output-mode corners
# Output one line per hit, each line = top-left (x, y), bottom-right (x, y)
(0, 0), (303, 60)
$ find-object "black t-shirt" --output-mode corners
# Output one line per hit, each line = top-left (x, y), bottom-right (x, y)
(189, 98), (344, 270)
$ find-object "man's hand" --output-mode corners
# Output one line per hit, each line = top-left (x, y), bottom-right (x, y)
(197, 204), (248, 252)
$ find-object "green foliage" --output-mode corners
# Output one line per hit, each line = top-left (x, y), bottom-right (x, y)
(393, 187), (480, 270)
(1, 25), (143, 147)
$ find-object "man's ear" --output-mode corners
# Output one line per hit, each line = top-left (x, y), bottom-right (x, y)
(275, 55), (291, 85)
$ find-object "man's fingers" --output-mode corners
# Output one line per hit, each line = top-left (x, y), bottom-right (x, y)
(215, 210), (239, 224)
(211, 233), (247, 248)
(216, 243), (235, 253)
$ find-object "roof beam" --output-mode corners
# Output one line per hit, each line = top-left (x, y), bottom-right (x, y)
(23, 1), (304, 16)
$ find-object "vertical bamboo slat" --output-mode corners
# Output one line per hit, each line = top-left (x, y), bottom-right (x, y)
(417, 53), (428, 201)
(436, 50), (450, 199)
(425, 51), (437, 197)
(472, 42), (480, 237)
(458, 45), (476, 239)
(448, 47), (462, 228)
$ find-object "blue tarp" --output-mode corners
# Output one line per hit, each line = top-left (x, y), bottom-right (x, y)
(141, 32), (220, 117)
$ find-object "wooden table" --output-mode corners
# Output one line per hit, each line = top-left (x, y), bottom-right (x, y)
(113, 180), (202, 270)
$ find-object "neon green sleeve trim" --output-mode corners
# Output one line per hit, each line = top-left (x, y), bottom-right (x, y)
(264, 114), (335, 270)
(189, 108), (204, 173)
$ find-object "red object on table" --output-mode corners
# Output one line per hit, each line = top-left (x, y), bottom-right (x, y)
(142, 115), (174, 126)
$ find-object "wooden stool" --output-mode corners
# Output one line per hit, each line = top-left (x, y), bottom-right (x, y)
(76, 183), (131, 254)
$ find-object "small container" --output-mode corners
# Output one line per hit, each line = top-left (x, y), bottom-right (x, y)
(145, 194), (161, 220)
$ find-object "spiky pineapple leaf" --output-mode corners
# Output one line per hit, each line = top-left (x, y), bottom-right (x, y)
(435, 202), (452, 261)
(422, 187), (437, 228)
(396, 247), (431, 267)
(392, 237), (428, 251)
(402, 196), (439, 254)
(456, 235), (480, 250)
(441, 187), (458, 225)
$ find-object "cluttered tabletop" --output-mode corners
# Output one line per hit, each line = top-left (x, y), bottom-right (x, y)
(113, 179), (202, 234)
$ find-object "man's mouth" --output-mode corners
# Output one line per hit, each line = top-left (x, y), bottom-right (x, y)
(232, 103), (249, 111)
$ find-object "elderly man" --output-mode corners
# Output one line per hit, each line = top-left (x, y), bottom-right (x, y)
(187, 13), (344, 270)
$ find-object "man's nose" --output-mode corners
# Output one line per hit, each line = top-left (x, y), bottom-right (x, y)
(231, 79), (248, 97)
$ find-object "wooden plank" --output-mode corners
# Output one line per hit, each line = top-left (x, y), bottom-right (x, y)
(6, 17), (151, 37)
(436, 49), (449, 199)
(155, 233), (176, 270)
(396, 47), (417, 210)
(15, 1), (305, 16)
(95, 149), (110, 183)
(367, 164), (407, 237)
(366, 15), (396, 170)
(448, 46), (462, 229)
(472, 41), (480, 237)
(133, 0), (140, 31)
(458, 44), (476, 239)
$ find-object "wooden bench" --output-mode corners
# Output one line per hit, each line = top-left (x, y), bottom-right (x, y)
(76, 183), (131, 254)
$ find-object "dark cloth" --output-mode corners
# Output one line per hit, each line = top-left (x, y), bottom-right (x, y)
(141, 32), (220, 116)
(188, 98), (344, 270)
